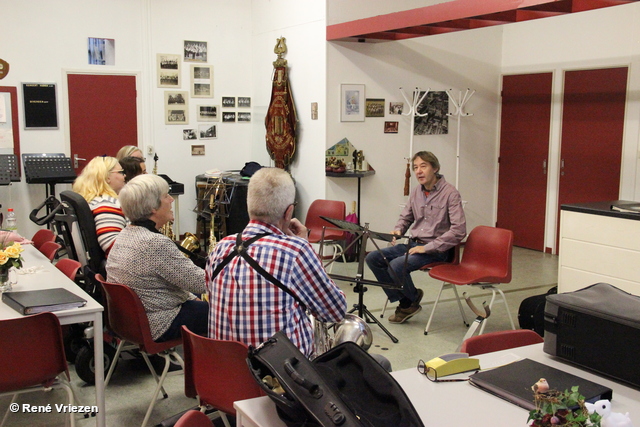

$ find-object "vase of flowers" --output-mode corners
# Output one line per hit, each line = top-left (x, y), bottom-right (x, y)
(528, 384), (602, 427)
(0, 238), (24, 292)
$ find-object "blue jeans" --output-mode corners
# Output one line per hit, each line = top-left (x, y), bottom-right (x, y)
(365, 242), (448, 303)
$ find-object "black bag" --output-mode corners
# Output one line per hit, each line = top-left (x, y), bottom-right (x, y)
(240, 161), (262, 177)
(517, 286), (557, 336)
(247, 331), (423, 427)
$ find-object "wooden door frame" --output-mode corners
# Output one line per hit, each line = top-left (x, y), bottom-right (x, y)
(61, 69), (144, 157)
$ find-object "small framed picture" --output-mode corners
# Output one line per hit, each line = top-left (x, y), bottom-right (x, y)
(183, 129), (197, 140)
(222, 111), (236, 122)
(191, 65), (213, 98)
(88, 38), (115, 65)
(340, 84), (365, 122)
(222, 97), (236, 108)
(165, 91), (188, 125)
(237, 97), (251, 108)
(198, 124), (217, 139)
(191, 144), (205, 155)
(384, 121), (399, 134)
(365, 98), (385, 118)
(157, 54), (181, 88)
(184, 40), (207, 62)
(197, 105), (219, 122)
(389, 102), (404, 115)
(237, 112), (251, 122)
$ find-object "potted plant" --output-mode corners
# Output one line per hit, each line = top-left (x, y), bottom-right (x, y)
(528, 385), (602, 427)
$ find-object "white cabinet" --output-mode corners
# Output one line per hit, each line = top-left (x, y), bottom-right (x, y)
(559, 202), (640, 295)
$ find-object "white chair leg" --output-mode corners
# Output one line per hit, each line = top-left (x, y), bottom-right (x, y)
(424, 282), (447, 335)
(381, 298), (391, 318)
(104, 339), (126, 388)
(0, 394), (18, 427)
(141, 353), (171, 427)
(141, 352), (169, 399)
(496, 287), (516, 330)
(451, 285), (470, 327)
(477, 286), (515, 335)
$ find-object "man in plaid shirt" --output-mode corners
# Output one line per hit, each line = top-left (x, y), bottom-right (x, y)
(205, 167), (347, 358)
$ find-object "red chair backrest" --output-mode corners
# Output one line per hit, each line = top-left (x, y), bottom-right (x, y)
(458, 225), (514, 283)
(39, 241), (62, 261)
(32, 228), (57, 250)
(181, 326), (264, 416)
(174, 410), (212, 427)
(460, 329), (544, 356)
(55, 258), (82, 281)
(305, 199), (346, 242)
(96, 274), (174, 355)
(0, 312), (69, 392)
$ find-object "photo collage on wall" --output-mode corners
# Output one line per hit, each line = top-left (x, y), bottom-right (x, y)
(156, 40), (253, 155)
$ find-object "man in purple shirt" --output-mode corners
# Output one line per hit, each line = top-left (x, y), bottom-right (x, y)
(366, 151), (466, 324)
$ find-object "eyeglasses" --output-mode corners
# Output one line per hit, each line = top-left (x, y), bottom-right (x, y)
(111, 169), (126, 175)
(417, 360), (470, 383)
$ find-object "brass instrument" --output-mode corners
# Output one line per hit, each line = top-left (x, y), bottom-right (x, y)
(153, 153), (177, 240)
(311, 313), (373, 359)
(179, 232), (201, 257)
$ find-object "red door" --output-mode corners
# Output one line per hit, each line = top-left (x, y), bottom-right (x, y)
(67, 73), (138, 172)
(497, 73), (553, 251)
(556, 67), (627, 246)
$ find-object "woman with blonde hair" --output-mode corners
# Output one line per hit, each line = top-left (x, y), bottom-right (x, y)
(72, 156), (127, 256)
(115, 145), (144, 161)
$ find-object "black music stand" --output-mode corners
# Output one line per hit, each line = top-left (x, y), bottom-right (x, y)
(321, 216), (407, 343)
(0, 154), (20, 185)
(22, 153), (76, 198)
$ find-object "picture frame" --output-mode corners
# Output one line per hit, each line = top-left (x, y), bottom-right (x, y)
(384, 121), (399, 134)
(191, 65), (213, 98)
(22, 83), (58, 129)
(198, 124), (217, 139)
(340, 84), (365, 122)
(88, 38), (115, 65)
(183, 129), (197, 140)
(222, 96), (236, 108)
(237, 97), (251, 108)
(237, 112), (251, 122)
(191, 144), (205, 155)
(389, 102), (404, 115)
(184, 40), (207, 63)
(157, 54), (181, 88)
(165, 91), (188, 125)
(222, 111), (236, 122)
(197, 105), (219, 122)
(365, 98), (385, 118)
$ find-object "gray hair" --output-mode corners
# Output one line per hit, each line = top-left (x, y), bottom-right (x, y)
(247, 168), (295, 224)
(119, 174), (169, 222)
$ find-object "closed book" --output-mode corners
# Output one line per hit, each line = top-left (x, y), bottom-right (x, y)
(2, 288), (87, 315)
(611, 202), (640, 213)
(468, 358), (613, 411)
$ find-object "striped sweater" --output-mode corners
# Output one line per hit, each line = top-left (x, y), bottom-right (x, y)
(89, 195), (127, 256)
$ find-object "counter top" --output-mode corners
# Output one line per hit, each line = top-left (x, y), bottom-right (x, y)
(561, 200), (640, 221)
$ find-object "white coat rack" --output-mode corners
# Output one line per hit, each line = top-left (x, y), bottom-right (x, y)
(446, 88), (475, 188)
(400, 87), (430, 193)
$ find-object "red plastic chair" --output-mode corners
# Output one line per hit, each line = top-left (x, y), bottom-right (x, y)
(39, 241), (62, 262)
(174, 409), (212, 427)
(305, 199), (347, 272)
(427, 226), (516, 335)
(31, 228), (56, 250)
(0, 312), (77, 427)
(181, 326), (264, 427)
(460, 329), (544, 356)
(55, 258), (82, 281)
(96, 274), (184, 427)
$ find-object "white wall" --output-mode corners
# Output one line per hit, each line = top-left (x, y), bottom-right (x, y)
(326, 27), (503, 244)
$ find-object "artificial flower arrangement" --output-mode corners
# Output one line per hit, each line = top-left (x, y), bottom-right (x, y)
(0, 237), (24, 274)
(528, 380), (602, 427)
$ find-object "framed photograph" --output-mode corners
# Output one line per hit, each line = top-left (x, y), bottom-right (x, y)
(414, 91), (449, 135)
(198, 124), (217, 139)
(191, 144), (205, 155)
(191, 65), (213, 98)
(165, 91), (188, 125)
(222, 111), (236, 122)
(384, 121), (399, 134)
(340, 84), (365, 122)
(197, 105), (219, 122)
(222, 97), (236, 108)
(237, 97), (251, 108)
(88, 38), (115, 65)
(23, 83), (58, 129)
(237, 112), (251, 122)
(183, 129), (197, 140)
(184, 40), (207, 62)
(365, 98), (385, 117)
(157, 54), (181, 88)
(389, 102), (404, 115)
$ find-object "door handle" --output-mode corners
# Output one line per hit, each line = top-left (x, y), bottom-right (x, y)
(74, 154), (87, 168)
(542, 160), (547, 175)
(560, 159), (565, 176)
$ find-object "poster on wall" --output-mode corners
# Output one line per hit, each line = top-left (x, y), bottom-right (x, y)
(157, 54), (181, 88)
(414, 91), (448, 135)
(22, 83), (58, 129)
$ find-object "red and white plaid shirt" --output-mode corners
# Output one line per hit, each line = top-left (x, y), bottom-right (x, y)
(205, 220), (346, 357)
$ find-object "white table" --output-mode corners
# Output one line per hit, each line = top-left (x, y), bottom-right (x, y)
(234, 343), (640, 427)
(0, 245), (106, 427)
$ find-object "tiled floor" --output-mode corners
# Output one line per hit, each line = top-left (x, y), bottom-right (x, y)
(0, 247), (558, 426)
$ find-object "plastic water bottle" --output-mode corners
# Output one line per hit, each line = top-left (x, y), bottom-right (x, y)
(5, 208), (17, 233)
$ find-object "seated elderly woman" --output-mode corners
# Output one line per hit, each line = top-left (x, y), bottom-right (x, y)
(106, 174), (207, 342)
(119, 156), (147, 183)
(115, 145), (144, 161)
(72, 156), (127, 256)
